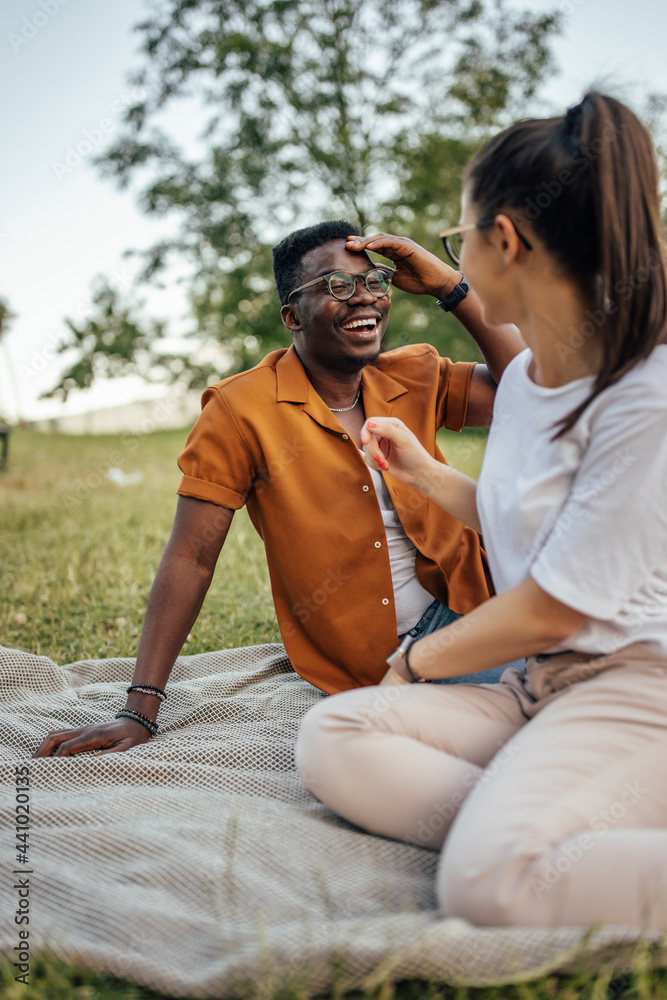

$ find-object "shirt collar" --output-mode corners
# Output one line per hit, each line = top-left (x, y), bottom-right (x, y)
(275, 344), (408, 409)
(275, 345), (310, 403)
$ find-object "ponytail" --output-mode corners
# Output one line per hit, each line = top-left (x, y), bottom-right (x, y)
(465, 91), (667, 435)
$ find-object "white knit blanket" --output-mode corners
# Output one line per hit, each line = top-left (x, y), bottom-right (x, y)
(0, 644), (662, 996)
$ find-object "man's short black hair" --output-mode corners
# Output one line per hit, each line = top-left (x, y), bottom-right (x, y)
(272, 219), (361, 306)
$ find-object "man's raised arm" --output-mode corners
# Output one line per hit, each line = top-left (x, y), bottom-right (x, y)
(33, 497), (233, 757)
(345, 232), (525, 425)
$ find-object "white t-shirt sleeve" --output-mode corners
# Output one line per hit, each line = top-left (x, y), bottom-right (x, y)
(530, 386), (667, 619)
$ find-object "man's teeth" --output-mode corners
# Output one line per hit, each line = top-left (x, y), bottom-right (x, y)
(343, 318), (377, 330)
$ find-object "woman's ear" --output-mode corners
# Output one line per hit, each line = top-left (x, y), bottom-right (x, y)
(281, 302), (301, 332)
(494, 214), (525, 263)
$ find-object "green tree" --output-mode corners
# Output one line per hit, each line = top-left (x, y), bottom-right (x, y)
(47, 0), (561, 398)
(41, 278), (216, 401)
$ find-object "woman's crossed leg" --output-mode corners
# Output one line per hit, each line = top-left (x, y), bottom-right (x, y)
(296, 657), (667, 930)
(296, 678), (525, 850)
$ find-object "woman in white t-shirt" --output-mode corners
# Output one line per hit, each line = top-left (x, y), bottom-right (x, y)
(295, 91), (667, 929)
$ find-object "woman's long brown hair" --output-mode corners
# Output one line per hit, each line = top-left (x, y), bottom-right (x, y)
(465, 91), (667, 435)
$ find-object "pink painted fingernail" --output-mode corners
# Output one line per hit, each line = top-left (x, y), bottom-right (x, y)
(367, 421), (377, 428)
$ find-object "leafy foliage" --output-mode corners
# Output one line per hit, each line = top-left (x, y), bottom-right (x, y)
(99, 0), (560, 248)
(47, 0), (562, 396)
(41, 279), (216, 400)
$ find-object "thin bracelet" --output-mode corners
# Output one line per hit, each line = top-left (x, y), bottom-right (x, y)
(126, 684), (167, 702)
(115, 709), (158, 737)
(405, 643), (427, 683)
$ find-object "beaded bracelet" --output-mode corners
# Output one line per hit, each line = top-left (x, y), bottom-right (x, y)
(115, 709), (158, 737)
(126, 684), (167, 702)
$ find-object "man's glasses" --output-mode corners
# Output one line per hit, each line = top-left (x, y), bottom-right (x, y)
(287, 267), (396, 303)
(439, 218), (533, 266)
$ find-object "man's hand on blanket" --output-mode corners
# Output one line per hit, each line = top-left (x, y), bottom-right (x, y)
(33, 717), (151, 757)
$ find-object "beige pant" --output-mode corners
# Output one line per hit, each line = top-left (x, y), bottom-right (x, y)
(295, 643), (667, 929)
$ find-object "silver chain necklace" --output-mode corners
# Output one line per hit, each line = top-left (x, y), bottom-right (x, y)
(328, 386), (362, 412)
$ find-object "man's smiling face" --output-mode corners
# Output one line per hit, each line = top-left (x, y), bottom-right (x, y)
(282, 240), (391, 372)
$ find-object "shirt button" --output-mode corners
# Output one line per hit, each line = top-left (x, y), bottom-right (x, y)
(362, 485), (370, 492)
(382, 598), (389, 605)
(342, 434), (349, 440)
(374, 541), (382, 548)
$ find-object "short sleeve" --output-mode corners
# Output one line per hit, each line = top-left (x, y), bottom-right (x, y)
(531, 388), (667, 619)
(176, 386), (255, 509)
(436, 359), (476, 432)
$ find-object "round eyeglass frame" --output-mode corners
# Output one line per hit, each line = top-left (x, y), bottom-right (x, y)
(286, 266), (396, 303)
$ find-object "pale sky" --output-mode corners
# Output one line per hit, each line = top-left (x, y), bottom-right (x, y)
(2, 0), (667, 422)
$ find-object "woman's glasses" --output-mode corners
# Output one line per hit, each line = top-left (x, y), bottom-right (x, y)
(439, 218), (533, 265)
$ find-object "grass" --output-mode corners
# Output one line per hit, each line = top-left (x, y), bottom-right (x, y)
(1, 427), (281, 663)
(1, 947), (667, 1000)
(0, 426), (487, 663)
(1, 427), (666, 1000)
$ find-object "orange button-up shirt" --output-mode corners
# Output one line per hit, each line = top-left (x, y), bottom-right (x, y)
(177, 343), (492, 693)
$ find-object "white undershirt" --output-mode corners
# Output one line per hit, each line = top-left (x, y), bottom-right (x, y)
(477, 346), (667, 657)
(365, 457), (434, 634)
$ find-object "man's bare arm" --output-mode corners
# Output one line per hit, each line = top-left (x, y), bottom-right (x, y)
(129, 496), (234, 694)
(448, 285), (525, 388)
(445, 285), (523, 426)
(34, 497), (234, 757)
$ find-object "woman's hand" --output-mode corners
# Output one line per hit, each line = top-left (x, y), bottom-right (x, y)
(362, 415), (483, 531)
(361, 416), (436, 487)
(346, 232), (461, 299)
(33, 717), (152, 757)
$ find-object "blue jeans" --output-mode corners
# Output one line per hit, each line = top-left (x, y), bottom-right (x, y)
(399, 599), (524, 685)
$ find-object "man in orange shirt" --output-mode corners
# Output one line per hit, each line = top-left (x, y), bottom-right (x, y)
(35, 220), (525, 757)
